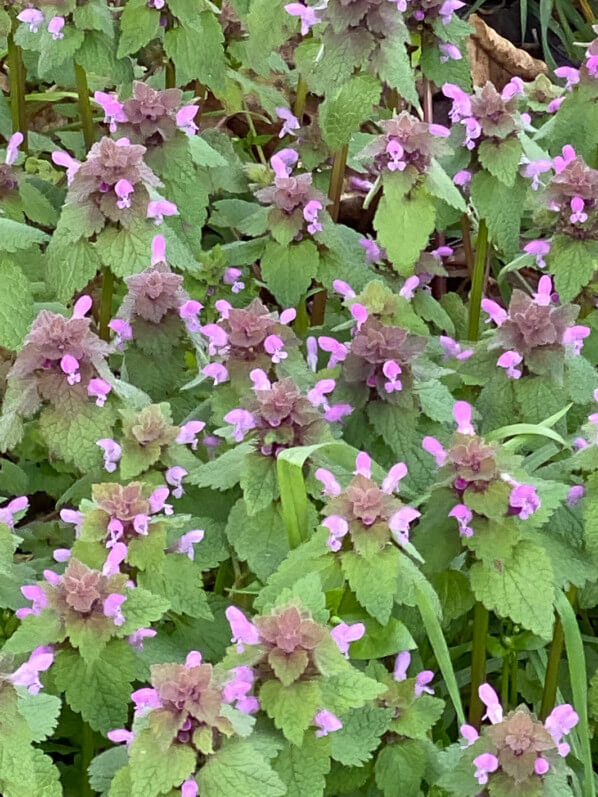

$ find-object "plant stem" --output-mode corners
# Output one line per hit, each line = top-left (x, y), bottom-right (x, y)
(293, 74), (308, 122)
(165, 60), (176, 89)
(500, 654), (509, 711)
(422, 76), (433, 124)
(579, 0), (595, 23)
(461, 214), (474, 276)
(99, 267), (114, 342)
(243, 105), (267, 165)
(510, 655), (518, 707)
(310, 144), (349, 326)
(74, 63), (95, 151)
(540, 586), (577, 720)
(7, 30), (27, 149)
(467, 219), (489, 341)
(469, 602), (489, 728)
(80, 720), (94, 797)
(294, 298), (310, 336)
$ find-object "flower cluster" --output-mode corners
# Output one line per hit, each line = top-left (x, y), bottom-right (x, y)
(358, 112), (450, 178)
(7, 296), (112, 415)
(539, 146), (598, 238)
(255, 149), (329, 240)
(483, 276), (589, 378)
(317, 451), (420, 553)
(94, 81), (199, 143)
(403, 0), (466, 61)
(461, 684), (578, 788)
(17, 6), (65, 39)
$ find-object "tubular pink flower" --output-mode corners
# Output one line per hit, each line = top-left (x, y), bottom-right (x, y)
(176, 105), (199, 135)
(223, 268), (245, 293)
(439, 42), (462, 62)
(177, 420), (205, 449)
(415, 670), (435, 696)
(479, 683), (503, 724)
(147, 199), (178, 225)
(315, 468), (341, 497)
(185, 650), (203, 668)
(60, 509), (83, 536)
(324, 403), (353, 422)
(225, 606), (260, 652)
(127, 628), (156, 652)
(0, 496), (28, 529)
(332, 280), (356, 299)
(509, 483), (541, 519)
(303, 200), (323, 235)
(386, 139), (406, 171)
(439, 336), (473, 360)
(171, 529), (204, 560)
(108, 319), (133, 348)
(544, 704), (579, 752)
(48, 16), (65, 39)
(102, 542), (127, 576)
(535, 757), (550, 775)
(473, 753), (499, 785)
(5, 132), (23, 166)
(359, 238), (383, 263)
(17, 585), (48, 619)
(107, 729), (135, 745)
(331, 622), (365, 657)
(554, 66), (580, 90)
(533, 275), (553, 306)
(460, 723), (479, 747)
(462, 116), (482, 149)
(481, 298), (507, 326)
(52, 151), (81, 184)
(94, 91), (127, 133)
(264, 334), (287, 364)
(115, 178), (134, 209)
(394, 650), (411, 681)
(149, 487), (172, 515)
(53, 548), (71, 563)
(181, 780), (198, 797)
(453, 401), (474, 434)
(17, 9), (43, 33)
(151, 233), (166, 265)
(382, 360), (402, 393)
(422, 436), (447, 467)
(201, 323), (229, 356)
(322, 515), (349, 552)
(318, 336), (348, 368)
(179, 300), (203, 333)
(563, 325), (590, 355)
(202, 363), (229, 385)
(567, 485), (584, 507)
(60, 354), (80, 386)
(382, 462), (408, 494)
(270, 148), (299, 179)
(131, 687), (161, 715)
(276, 106), (300, 138)
(399, 276), (419, 300)
(313, 709), (342, 737)
(133, 514), (149, 536)
(389, 506), (421, 546)
(249, 368), (271, 392)
(285, 3), (321, 35)
(97, 438), (121, 473)
(224, 409), (256, 442)
(497, 351), (523, 380)
(522, 160), (552, 190)
(103, 593), (126, 626)
(354, 451), (371, 478)
(88, 378), (112, 407)
(453, 169), (472, 186)
(306, 336), (318, 371)
(166, 466), (188, 499)
(307, 378), (335, 408)
(350, 303), (368, 331)
(449, 504), (474, 538)
(524, 239), (550, 267)
(10, 646), (54, 694)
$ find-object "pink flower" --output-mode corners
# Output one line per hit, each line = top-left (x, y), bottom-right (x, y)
(331, 622), (365, 657)
(473, 753), (499, 785)
(509, 483), (541, 519)
(103, 593), (126, 626)
(127, 628), (156, 652)
(382, 360), (402, 393)
(389, 506), (421, 546)
(181, 780), (198, 797)
(17, 8), (44, 33)
(460, 723), (479, 747)
(250, 368), (271, 392)
(323, 515), (349, 552)
(131, 687), (161, 715)
(535, 757), (550, 775)
(382, 462), (408, 494)
(225, 606), (260, 652)
(449, 504), (474, 538)
(354, 451), (371, 478)
(481, 298), (507, 326)
(453, 170), (472, 186)
(108, 319), (133, 349)
(394, 651), (411, 681)
(276, 107), (300, 138)
(553, 145), (576, 174)
(102, 543), (127, 576)
(497, 350), (523, 379)
(313, 709), (342, 737)
(570, 195), (588, 225)
(439, 42), (462, 62)
(479, 683), (503, 724)
(0, 496), (28, 529)
(285, 2), (321, 35)
(107, 729), (135, 745)
(170, 529), (204, 560)
(547, 97), (565, 113)
(97, 438), (121, 473)
(149, 486), (172, 515)
(439, 336), (473, 360)
(567, 485), (584, 507)
(177, 420), (205, 450)
(399, 276), (419, 301)
(306, 336), (318, 371)
(415, 670), (434, 696)
(463, 116), (482, 150)
(554, 66), (580, 90)
(270, 148), (299, 179)
(52, 151), (81, 185)
(223, 268), (245, 293)
(524, 239), (550, 268)
(151, 233), (166, 265)
(264, 334), (287, 364)
(185, 651), (203, 668)
(60, 354), (80, 386)
(315, 468), (341, 497)
(386, 139), (406, 171)
(179, 300), (203, 333)
(439, 0), (465, 24)
(332, 280), (356, 299)
(17, 585), (48, 619)
(442, 84), (472, 121)
(325, 403), (353, 422)
(201, 323), (229, 356)
(222, 666), (258, 714)
(522, 160), (552, 190)
(147, 199), (178, 225)
(166, 466), (187, 499)
(133, 514), (149, 536)
(359, 238), (383, 263)
(453, 401), (474, 434)
(48, 16), (65, 39)
(224, 409), (256, 442)
(5, 132), (23, 166)
(307, 378), (335, 409)
(429, 124), (451, 138)
(53, 548), (71, 563)
(115, 178), (134, 210)
(318, 336), (348, 367)
(60, 509), (83, 536)
(202, 363), (229, 385)
(563, 325), (590, 355)
(10, 646), (54, 694)
(280, 308), (297, 325)
(502, 77), (525, 100)
(544, 704), (579, 756)
(88, 378), (112, 407)
(94, 91), (127, 133)
(176, 105), (199, 135)
(304, 200), (323, 234)
(422, 436), (447, 467)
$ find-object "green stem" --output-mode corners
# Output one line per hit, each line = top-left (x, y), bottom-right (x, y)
(74, 63), (95, 151)
(213, 561), (231, 595)
(7, 31), (27, 149)
(294, 299), (310, 336)
(243, 105), (267, 165)
(510, 654), (518, 707)
(469, 602), (489, 728)
(467, 219), (489, 341)
(500, 654), (509, 711)
(540, 586), (577, 720)
(99, 267), (114, 342)
(293, 74), (308, 122)
(165, 60), (176, 89)
(80, 720), (94, 797)
(461, 214), (474, 277)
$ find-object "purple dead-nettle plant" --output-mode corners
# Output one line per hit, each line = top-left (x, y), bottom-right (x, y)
(224, 372), (329, 455)
(458, 683), (578, 789)
(54, 136), (160, 228)
(483, 275), (589, 378)
(371, 649), (439, 725)
(317, 451), (421, 552)
(6, 295), (112, 417)
(94, 81), (199, 144)
(255, 148), (330, 241)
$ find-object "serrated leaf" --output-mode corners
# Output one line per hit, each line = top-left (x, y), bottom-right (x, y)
(319, 75), (381, 151)
(198, 738), (286, 797)
(341, 548), (400, 624)
(478, 138), (523, 186)
(260, 679), (321, 746)
(260, 239), (320, 307)
(97, 224), (156, 279)
(391, 693), (444, 739)
(319, 664), (386, 714)
(19, 179), (60, 226)
(240, 453), (280, 515)
(0, 218), (48, 252)
(274, 735), (330, 797)
(39, 401), (115, 472)
(470, 172), (526, 258)
(138, 555), (212, 619)
(470, 541), (555, 637)
(547, 235), (598, 303)
(583, 471), (598, 564)
(330, 706), (392, 766)
(0, 259), (34, 350)
(426, 159), (466, 211)
(374, 740), (428, 796)
(118, 586), (169, 635)
(164, 12), (226, 91)
(129, 729), (195, 797)
(226, 498), (289, 582)
(117, 1), (161, 57)
(372, 37), (418, 106)
(416, 380), (456, 424)
(17, 692), (62, 743)
(374, 184), (436, 275)
(46, 234), (102, 304)
(3, 612), (64, 654)
(88, 747), (129, 795)
(187, 443), (253, 490)
(188, 134), (228, 168)
(38, 27), (84, 76)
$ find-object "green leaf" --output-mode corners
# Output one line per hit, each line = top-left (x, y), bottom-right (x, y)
(39, 401), (115, 472)
(470, 541), (555, 638)
(53, 641), (139, 733)
(470, 172), (526, 258)
(349, 616), (415, 660)
(372, 37), (418, 106)
(583, 472), (598, 564)
(17, 692), (61, 743)
(198, 738), (286, 797)
(97, 224), (156, 279)
(374, 740), (428, 796)
(187, 443), (253, 491)
(164, 12), (226, 91)
(547, 235), (598, 303)
(0, 218), (48, 253)
(416, 380), (456, 424)
(19, 179), (60, 227)
(319, 75), (381, 151)
(76, 32), (134, 84)
(240, 453), (280, 515)
(129, 729), (195, 797)
(46, 235), (102, 304)
(341, 548), (400, 624)
(245, 0), (295, 75)
(274, 735), (331, 797)
(88, 747), (129, 795)
(138, 555), (212, 619)
(225, 499), (289, 582)
(295, 36), (370, 94)
(0, 259), (34, 350)
(260, 239), (320, 307)
(330, 706), (392, 766)
(260, 679), (321, 746)
(392, 693), (445, 739)
(38, 27), (84, 76)
(117, 1), (161, 57)
(188, 134), (228, 168)
(118, 586), (169, 635)
(3, 612), (64, 654)
(478, 138), (523, 186)
(426, 159), (466, 211)
(74, 1), (115, 36)
(374, 184), (436, 276)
